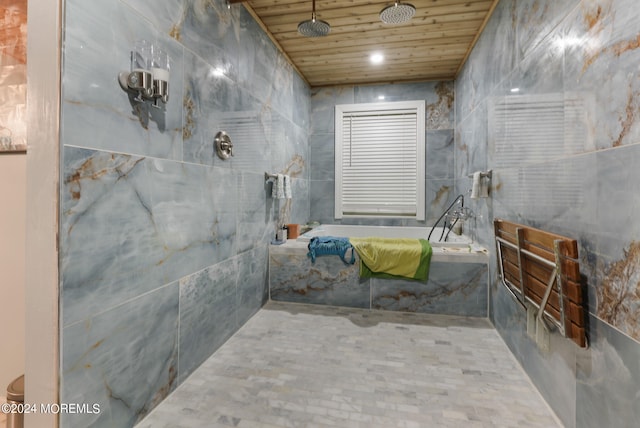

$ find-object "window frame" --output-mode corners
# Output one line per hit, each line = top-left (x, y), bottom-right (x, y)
(334, 100), (425, 220)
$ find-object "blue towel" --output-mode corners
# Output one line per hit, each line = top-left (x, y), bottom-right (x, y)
(307, 236), (355, 264)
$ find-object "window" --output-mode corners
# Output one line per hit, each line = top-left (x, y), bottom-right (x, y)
(335, 101), (425, 220)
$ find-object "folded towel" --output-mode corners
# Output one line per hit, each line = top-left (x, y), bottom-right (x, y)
(271, 174), (293, 199)
(349, 237), (432, 281)
(272, 174), (285, 199)
(284, 174), (292, 199)
(307, 236), (355, 264)
(471, 171), (481, 199)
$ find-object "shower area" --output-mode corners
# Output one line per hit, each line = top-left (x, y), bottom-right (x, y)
(21, 0), (640, 427)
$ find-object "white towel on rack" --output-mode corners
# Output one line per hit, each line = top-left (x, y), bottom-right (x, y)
(479, 175), (489, 198)
(270, 174), (293, 199)
(272, 174), (285, 199)
(471, 171), (481, 199)
(284, 175), (292, 199)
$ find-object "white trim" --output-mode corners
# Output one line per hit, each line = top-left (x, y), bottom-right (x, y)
(25, 0), (62, 426)
(335, 100), (425, 220)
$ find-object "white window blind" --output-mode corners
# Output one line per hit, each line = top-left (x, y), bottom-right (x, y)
(335, 101), (425, 219)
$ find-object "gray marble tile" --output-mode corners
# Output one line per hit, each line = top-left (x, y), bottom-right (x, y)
(122, 0), (187, 36)
(491, 284), (577, 428)
(562, 0), (640, 150)
(61, 283), (179, 428)
(182, 50), (270, 170)
(351, 81), (455, 130)
(63, 0), (184, 160)
(372, 262), (488, 317)
(310, 86), (354, 135)
(269, 250), (369, 308)
(292, 71), (311, 129)
(61, 147), (239, 326)
(513, 0), (581, 61)
(426, 81), (455, 131)
(269, 119), (308, 179)
(236, 245), (269, 327)
(289, 176), (310, 225)
(425, 178), (456, 225)
(269, 55), (295, 124)
(178, 260), (238, 383)
(309, 179), (335, 224)
(237, 171), (270, 254)
(236, 10), (280, 106)
(309, 132), (334, 181)
(456, 101), (488, 179)
(427, 129), (455, 180)
(576, 314), (640, 428)
(146, 159), (238, 278)
(455, 0), (516, 124)
(175, 0), (242, 76)
(594, 145), (640, 341)
(61, 148), (160, 326)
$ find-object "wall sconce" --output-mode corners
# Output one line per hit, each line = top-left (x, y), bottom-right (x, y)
(118, 40), (170, 107)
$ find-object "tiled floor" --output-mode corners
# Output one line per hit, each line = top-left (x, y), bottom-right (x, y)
(140, 302), (561, 428)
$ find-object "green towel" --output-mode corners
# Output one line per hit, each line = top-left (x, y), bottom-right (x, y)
(349, 237), (432, 281)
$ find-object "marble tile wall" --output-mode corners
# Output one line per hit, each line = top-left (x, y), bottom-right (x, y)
(309, 82), (461, 229)
(59, 0), (309, 426)
(456, 0), (640, 426)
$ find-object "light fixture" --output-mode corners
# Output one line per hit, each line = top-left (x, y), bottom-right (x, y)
(298, 0), (331, 37)
(380, 1), (416, 25)
(118, 40), (170, 107)
(378, 95), (385, 100)
(510, 87), (520, 93)
(370, 53), (384, 64)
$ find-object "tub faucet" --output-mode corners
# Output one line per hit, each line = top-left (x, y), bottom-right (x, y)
(428, 194), (466, 242)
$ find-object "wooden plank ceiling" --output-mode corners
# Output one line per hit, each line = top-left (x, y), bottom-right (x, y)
(239, 0), (499, 87)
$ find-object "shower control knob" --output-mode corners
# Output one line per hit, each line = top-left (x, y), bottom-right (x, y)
(214, 131), (233, 160)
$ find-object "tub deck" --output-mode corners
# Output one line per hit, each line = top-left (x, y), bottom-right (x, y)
(269, 238), (489, 317)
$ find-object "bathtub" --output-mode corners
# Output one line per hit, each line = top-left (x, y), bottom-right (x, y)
(270, 224), (489, 317)
(298, 224), (472, 248)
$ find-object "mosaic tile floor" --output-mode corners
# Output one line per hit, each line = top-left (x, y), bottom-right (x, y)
(139, 302), (561, 428)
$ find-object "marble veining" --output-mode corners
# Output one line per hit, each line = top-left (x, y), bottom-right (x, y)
(426, 81), (455, 130)
(269, 250), (368, 309)
(372, 262), (488, 317)
(178, 259), (239, 383)
(270, 245), (488, 318)
(61, 283), (179, 428)
(61, 147), (243, 326)
(597, 241), (640, 340)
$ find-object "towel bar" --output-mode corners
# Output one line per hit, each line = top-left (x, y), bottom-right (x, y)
(467, 170), (492, 179)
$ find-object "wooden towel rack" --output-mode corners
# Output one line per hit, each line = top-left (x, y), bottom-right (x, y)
(494, 219), (586, 347)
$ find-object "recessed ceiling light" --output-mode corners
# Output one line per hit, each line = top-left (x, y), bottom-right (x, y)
(370, 53), (384, 64)
(378, 95), (385, 100)
(510, 87), (520, 93)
